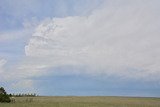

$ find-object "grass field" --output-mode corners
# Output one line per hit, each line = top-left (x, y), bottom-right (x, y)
(0, 96), (160, 107)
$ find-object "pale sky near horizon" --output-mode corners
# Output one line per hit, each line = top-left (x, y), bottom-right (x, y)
(0, 0), (160, 97)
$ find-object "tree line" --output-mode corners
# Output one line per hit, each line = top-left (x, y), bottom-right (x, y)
(0, 87), (37, 103)
(11, 93), (37, 97)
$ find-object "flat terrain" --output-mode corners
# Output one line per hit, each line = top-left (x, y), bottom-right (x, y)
(0, 96), (160, 107)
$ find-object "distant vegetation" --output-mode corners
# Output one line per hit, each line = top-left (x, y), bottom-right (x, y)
(0, 87), (37, 103)
(11, 93), (37, 97)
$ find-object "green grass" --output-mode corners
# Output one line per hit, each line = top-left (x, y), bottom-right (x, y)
(0, 96), (160, 107)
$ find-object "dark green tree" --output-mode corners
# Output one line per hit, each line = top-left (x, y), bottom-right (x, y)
(0, 87), (6, 94)
(0, 87), (11, 103)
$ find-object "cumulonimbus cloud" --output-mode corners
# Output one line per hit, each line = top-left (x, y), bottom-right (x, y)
(24, 0), (160, 80)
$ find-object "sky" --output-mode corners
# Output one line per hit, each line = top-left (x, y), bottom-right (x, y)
(0, 0), (160, 97)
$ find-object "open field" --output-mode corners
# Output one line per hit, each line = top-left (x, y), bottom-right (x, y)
(0, 96), (160, 107)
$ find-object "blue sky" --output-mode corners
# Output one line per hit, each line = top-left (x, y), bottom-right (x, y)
(0, 0), (160, 97)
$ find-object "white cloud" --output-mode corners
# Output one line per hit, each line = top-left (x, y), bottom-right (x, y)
(0, 17), (39, 43)
(0, 58), (8, 81)
(0, 58), (6, 73)
(11, 79), (33, 89)
(10, 79), (36, 93)
(0, 30), (29, 43)
(23, 0), (160, 81)
(0, 59), (35, 92)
